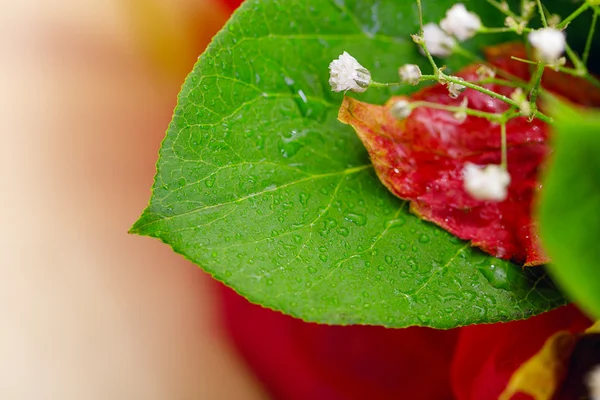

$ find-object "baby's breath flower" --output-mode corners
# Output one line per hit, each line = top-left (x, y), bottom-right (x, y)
(505, 16), (526, 34)
(440, 3), (482, 41)
(548, 56), (567, 72)
(528, 28), (566, 63)
(328, 52), (371, 93)
(448, 78), (466, 99)
(454, 97), (469, 123)
(548, 14), (561, 28)
(422, 23), (456, 57)
(476, 65), (496, 80)
(510, 88), (531, 116)
(399, 64), (422, 85)
(521, 1), (536, 20)
(463, 163), (511, 201)
(390, 100), (412, 120)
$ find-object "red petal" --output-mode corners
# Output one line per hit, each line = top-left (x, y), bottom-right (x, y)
(339, 72), (550, 265)
(339, 43), (600, 265)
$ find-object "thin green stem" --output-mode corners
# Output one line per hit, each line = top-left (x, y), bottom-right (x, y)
(511, 56), (538, 66)
(500, 121), (507, 169)
(416, 0), (424, 33)
(453, 45), (530, 85)
(442, 74), (521, 109)
(414, 0), (439, 73)
(409, 101), (503, 122)
(557, 2), (590, 29)
(565, 43), (586, 72)
(557, 66), (600, 89)
(422, 45), (440, 73)
(475, 78), (528, 89)
(369, 81), (401, 88)
(528, 62), (545, 106)
(535, 0), (548, 27)
(486, 0), (520, 20)
(583, 10), (598, 65)
(478, 26), (515, 34)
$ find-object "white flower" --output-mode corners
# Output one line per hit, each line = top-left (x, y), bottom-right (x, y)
(587, 365), (600, 400)
(399, 64), (422, 85)
(463, 163), (511, 201)
(448, 78), (466, 99)
(476, 65), (496, 79)
(422, 23), (456, 57)
(521, 1), (536, 20)
(454, 97), (469, 123)
(510, 88), (531, 116)
(390, 99), (412, 120)
(328, 52), (371, 93)
(440, 3), (482, 41)
(505, 16), (526, 34)
(528, 28), (566, 63)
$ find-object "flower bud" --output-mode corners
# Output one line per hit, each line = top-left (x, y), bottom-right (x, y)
(390, 100), (412, 120)
(399, 64), (422, 86)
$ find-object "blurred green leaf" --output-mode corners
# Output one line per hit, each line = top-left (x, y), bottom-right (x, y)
(539, 101), (600, 319)
(132, 0), (566, 328)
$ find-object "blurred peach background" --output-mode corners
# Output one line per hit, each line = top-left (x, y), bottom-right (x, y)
(0, 0), (267, 398)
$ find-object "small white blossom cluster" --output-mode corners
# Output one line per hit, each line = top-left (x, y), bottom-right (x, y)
(463, 163), (511, 201)
(510, 88), (531, 116)
(528, 27), (566, 64)
(440, 4), (482, 41)
(325, 1), (578, 206)
(421, 3), (481, 57)
(448, 78), (466, 99)
(328, 51), (371, 93)
(422, 23), (456, 58)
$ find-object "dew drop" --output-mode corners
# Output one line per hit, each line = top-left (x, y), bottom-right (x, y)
(308, 266), (317, 274)
(319, 254), (328, 262)
(299, 192), (310, 205)
(384, 255), (393, 264)
(385, 217), (406, 229)
(336, 227), (350, 237)
(477, 262), (510, 291)
(418, 234), (431, 244)
(205, 175), (216, 188)
(345, 213), (367, 226)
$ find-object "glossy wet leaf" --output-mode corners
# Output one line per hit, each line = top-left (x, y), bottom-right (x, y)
(132, 0), (567, 328)
(539, 102), (600, 320)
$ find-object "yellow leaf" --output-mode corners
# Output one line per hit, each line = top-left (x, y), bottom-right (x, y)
(499, 331), (577, 400)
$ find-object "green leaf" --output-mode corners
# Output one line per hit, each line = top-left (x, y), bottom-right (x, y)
(132, 0), (566, 328)
(538, 101), (600, 319)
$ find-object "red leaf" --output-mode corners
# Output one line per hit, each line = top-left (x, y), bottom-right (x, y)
(339, 70), (549, 265)
(339, 43), (600, 266)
